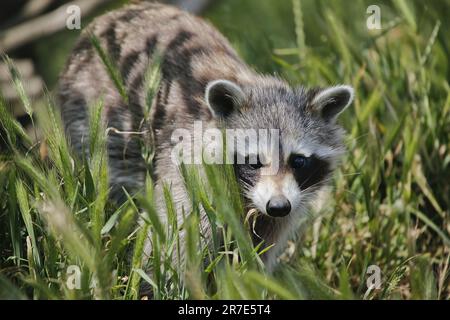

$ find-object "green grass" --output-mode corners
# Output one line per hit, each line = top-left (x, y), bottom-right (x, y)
(1, 0), (449, 300)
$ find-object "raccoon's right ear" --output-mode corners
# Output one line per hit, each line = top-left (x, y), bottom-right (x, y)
(205, 80), (245, 118)
(310, 85), (354, 122)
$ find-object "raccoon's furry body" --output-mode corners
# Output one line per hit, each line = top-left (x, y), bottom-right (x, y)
(58, 3), (353, 272)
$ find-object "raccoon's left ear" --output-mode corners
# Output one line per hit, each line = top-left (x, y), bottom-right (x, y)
(310, 85), (354, 121)
(205, 79), (245, 118)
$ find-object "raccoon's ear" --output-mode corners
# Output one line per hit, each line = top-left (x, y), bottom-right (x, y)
(310, 85), (354, 121)
(205, 80), (245, 118)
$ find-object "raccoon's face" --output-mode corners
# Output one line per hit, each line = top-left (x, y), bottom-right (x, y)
(205, 79), (353, 218)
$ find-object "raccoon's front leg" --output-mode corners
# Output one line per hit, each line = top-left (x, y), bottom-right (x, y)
(142, 161), (213, 285)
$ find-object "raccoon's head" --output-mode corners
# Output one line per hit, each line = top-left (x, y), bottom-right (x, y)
(205, 78), (353, 219)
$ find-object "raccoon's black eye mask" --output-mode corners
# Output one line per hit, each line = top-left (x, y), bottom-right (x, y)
(289, 154), (330, 190)
(289, 154), (310, 169)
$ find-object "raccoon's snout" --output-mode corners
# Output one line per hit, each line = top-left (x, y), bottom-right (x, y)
(266, 195), (291, 217)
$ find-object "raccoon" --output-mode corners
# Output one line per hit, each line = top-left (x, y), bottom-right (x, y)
(58, 2), (353, 273)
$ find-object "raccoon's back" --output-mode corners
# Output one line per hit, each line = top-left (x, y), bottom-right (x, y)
(57, 2), (254, 199)
(58, 2), (250, 136)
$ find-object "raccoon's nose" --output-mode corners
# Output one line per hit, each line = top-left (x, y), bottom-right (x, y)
(266, 196), (291, 217)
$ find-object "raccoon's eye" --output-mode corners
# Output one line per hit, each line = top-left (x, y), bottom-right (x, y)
(290, 154), (309, 169)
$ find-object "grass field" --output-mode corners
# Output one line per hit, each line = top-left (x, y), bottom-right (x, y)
(0, 0), (449, 299)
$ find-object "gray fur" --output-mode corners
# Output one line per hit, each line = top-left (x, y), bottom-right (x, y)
(58, 3), (353, 274)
